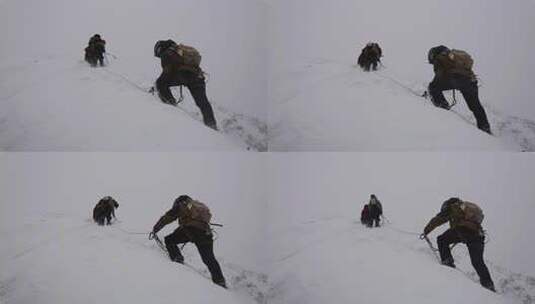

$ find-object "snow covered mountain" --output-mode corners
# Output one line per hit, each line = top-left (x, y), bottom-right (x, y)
(0, 0), (267, 151)
(0, 153), (272, 304)
(267, 152), (535, 304)
(268, 0), (535, 151)
(2, 153), (535, 304)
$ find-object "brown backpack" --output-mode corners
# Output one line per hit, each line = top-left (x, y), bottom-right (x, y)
(448, 49), (474, 71)
(460, 201), (484, 225)
(174, 44), (202, 68)
(186, 200), (212, 224)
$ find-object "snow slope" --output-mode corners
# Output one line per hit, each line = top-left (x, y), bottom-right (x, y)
(0, 0), (267, 151)
(0, 153), (271, 304)
(267, 152), (535, 304)
(268, 0), (535, 151)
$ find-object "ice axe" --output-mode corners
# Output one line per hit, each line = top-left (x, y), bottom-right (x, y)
(420, 233), (441, 262)
(149, 232), (167, 253)
(420, 234), (438, 251)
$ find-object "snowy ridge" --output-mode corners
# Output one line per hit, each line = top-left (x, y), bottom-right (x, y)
(266, 152), (535, 304)
(268, 0), (535, 151)
(0, 56), (267, 151)
(0, 153), (269, 304)
(0, 217), (271, 304)
(269, 216), (534, 304)
(0, 0), (267, 151)
(373, 68), (535, 152)
(270, 59), (535, 151)
(101, 63), (268, 151)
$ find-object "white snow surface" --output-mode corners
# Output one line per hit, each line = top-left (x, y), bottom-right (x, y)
(0, 0), (267, 151)
(268, 0), (535, 151)
(2, 153), (535, 304)
(0, 153), (271, 304)
(267, 152), (535, 304)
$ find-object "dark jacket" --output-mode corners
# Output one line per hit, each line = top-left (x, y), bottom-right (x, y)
(368, 198), (383, 218)
(361, 205), (370, 222)
(358, 43), (382, 65)
(433, 51), (475, 81)
(93, 197), (118, 220)
(160, 47), (202, 79)
(424, 201), (482, 235)
(153, 200), (211, 233)
(87, 36), (106, 55)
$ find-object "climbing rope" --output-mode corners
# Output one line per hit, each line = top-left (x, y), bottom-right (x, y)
(380, 215), (421, 236)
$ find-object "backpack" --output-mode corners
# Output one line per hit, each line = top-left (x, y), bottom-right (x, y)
(460, 201), (484, 225)
(448, 49), (474, 71)
(186, 200), (212, 224)
(175, 44), (202, 68)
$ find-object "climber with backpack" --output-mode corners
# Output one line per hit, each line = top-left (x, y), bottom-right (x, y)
(150, 195), (226, 288)
(427, 45), (491, 134)
(422, 197), (495, 292)
(153, 39), (218, 130)
(357, 42), (382, 71)
(92, 196), (119, 225)
(84, 34), (106, 67)
(367, 194), (383, 227)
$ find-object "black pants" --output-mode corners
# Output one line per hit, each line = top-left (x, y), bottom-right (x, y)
(156, 72), (217, 128)
(437, 228), (494, 289)
(367, 215), (380, 227)
(85, 52), (104, 67)
(93, 208), (112, 225)
(358, 54), (379, 71)
(97, 54), (104, 66)
(164, 227), (225, 284)
(428, 75), (491, 133)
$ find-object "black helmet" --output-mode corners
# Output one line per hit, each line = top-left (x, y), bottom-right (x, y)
(428, 45), (449, 64)
(441, 197), (461, 213)
(154, 39), (177, 58)
(173, 195), (191, 209)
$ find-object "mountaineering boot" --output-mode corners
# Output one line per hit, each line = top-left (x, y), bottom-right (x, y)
(441, 257), (456, 268)
(169, 251), (184, 264)
(479, 125), (492, 135)
(214, 279), (227, 289)
(172, 255), (184, 264)
(482, 281), (496, 292)
(158, 93), (177, 106)
(430, 96), (450, 110)
(205, 122), (218, 131)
